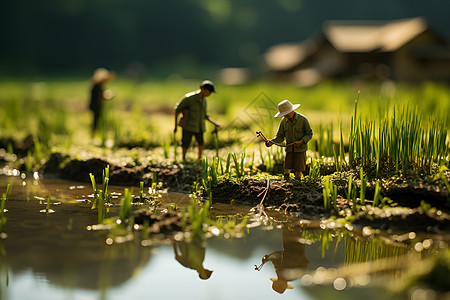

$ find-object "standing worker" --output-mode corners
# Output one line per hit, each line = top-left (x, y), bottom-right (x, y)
(174, 80), (221, 161)
(266, 99), (313, 180)
(89, 67), (115, 135)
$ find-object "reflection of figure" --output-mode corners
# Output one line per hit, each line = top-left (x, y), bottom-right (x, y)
(172, 239), (213, 280)
(174, 80), (222, 161)
(255, 225), (309, 294)
(89, 67), (115, 135)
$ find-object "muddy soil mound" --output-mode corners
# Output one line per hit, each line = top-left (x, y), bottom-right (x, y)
(211, 178), (324, 215)
(43, 152), (203, 192)
(352, 206), (450, 232)
(134, 209), (183, 234)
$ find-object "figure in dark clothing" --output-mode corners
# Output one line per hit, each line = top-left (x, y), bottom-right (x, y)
(89, 68), (115, 135)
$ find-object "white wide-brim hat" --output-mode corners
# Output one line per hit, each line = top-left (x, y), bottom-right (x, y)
(274, 99), (300, 118)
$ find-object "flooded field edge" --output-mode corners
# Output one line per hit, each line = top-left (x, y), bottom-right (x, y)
(0, 171), (449, 299)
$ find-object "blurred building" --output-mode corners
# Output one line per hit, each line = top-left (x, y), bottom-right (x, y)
(263, 17), (450, 86)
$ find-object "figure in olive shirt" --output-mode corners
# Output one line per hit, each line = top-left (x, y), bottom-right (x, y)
(266, 100), (313, 180)
(174, 80), (221, 160)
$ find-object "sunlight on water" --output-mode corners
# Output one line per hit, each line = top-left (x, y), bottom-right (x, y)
(0, 175), (448, 300)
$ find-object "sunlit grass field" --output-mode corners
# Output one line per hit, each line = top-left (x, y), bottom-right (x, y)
(0, 78), (448, 166)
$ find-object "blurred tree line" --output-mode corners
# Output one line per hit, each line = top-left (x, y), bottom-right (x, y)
(1, 0), (449, 78)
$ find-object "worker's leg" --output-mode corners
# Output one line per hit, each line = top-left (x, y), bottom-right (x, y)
(284, 152), (294, 181)
(284, 169), (291, 181)
(293, 151), (307, 180)
(181, 129), (194, 161)
(194, 132), (204, 161)
(197, 145), (203, 161)
(182, 147), (188, 160)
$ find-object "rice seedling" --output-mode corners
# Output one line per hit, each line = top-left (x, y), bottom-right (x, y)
(202, 177), (213, 204)
(89, 173), (99, 207)
(0, 184), (11, 232)
(438, 166), (450, 191)
(231, 150), (245, 179)
(139, 181), (144, 202)
(359, 168), (367, 206)
(225, 152), (232, 175)
(161, 140), (170, 159)
(322, 176), (338, 213)
(308, 158), (321, 181)
(25, 151), (33, 173)
(258, 144), (265, 166)
(172, 132), (178, 161)
(266, 148), (273, 172)
(333, 145), (340, 172)
(33, 136), (43, 164)
(89, 165), (111, 223)
(43, 195), (53, 214)
(317, 122), (334, 157)
(373, 181), (382, 207)
(348, 95), (448, 174)
(120, 188), (133, 222)
(339, 120), (346, 168)
(345, 175), (358, 213)
(212, 131), (220, 158)
(151, 172), (158, 191)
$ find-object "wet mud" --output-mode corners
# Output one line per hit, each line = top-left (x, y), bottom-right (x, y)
(42, 152), (203, 192)
(1, 145), (449, 233)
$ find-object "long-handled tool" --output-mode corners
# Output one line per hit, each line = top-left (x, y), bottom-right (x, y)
(256, 131), (296, 148)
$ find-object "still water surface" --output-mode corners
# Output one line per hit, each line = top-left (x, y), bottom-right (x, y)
(0, 174), (447, 300)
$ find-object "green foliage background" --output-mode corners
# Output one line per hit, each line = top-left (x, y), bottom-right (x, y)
(1, 0), (449, 78)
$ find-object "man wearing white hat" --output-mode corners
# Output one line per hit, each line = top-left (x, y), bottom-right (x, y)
(266, 99), (313, 180)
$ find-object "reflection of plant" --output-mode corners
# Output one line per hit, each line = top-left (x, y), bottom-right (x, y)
(341, 234), (408, 265)
(183, 198), (248, 239)
(0, 184), (11, 232)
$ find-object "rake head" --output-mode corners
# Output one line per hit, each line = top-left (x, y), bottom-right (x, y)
(255, 131), (267, 141)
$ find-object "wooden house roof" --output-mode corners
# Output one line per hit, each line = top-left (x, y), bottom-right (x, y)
(322, 17), (428, 52)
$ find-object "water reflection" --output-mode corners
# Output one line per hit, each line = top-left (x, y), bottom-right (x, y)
(255, 225), (309, 293)
(0, 198), (153, 291)
(0, 175), (448, 300)
(172, 238), (213, 280)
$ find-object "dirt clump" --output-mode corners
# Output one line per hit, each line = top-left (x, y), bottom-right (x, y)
(352, 206), (450, 232)
(211, 177), (324, 216)
(134, 209), (183, 234)
(42, 152), (203, 192)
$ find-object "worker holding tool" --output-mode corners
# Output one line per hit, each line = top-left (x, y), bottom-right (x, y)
(265, 99), (313, 181)
(174, 80), (221, 161)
